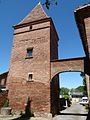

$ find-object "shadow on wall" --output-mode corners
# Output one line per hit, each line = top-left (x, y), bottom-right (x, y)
(12, 97), (34, 120)
(50, 75), (60, 116)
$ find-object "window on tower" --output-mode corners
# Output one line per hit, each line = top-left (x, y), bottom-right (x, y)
(27, 73), (33, 82)
(30, 25), (32, 30)
(26, 48), (33, 58)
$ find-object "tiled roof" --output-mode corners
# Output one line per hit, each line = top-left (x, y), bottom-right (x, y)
(18, 3), (49, 25)
(71, 92), (83, 96)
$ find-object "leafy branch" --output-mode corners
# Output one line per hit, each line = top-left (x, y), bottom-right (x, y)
(42, 0), (58, 9)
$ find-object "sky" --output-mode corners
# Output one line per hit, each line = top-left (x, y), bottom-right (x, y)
(0, 0), (90, 88)
(60, 72), (83, 89)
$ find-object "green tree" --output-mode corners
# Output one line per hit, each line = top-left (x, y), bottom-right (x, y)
(75, 86), (85, 92)
(60, 87), (70, 95)
(70, 88), (75, 93)
(64, 95), (70, 100)
(42, 0), (58, 9)
(70, 85), (86, 93)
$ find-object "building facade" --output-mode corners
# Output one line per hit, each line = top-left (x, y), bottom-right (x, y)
(7, 3), (59, 116)
(0, 2), (90, 117)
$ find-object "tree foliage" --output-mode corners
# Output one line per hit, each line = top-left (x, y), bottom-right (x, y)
(70, 85), (86, 94)
(64, 95), (70, 100)
(75, 86), (85, 92)
(42, 0), (58, 9)
(60, 87), (70, 95)
(80, 72), (87, 95)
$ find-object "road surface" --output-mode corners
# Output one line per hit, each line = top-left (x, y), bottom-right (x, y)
(0, 103), (88, 120)
(53, 103), (88, 120)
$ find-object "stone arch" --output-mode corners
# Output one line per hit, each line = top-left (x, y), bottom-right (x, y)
(51, 70), (84, 81)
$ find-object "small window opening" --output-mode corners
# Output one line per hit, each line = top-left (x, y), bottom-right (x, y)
(27, 48), (33, 58)
(28, 73), (33, 81)
(30, 25), (32, 30)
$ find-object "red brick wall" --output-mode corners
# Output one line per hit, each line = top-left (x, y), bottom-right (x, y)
(84, 16), (90, 105)
(8, 79), (50, 112)
(51, 58), (84, 79)
(8, 21), (51, 83)
(50, 21), (58, 61)
(0, 91), (8, 108)
(84, 18), (90, 56)
(7, 19), (52, 114)
(50, 75), (59, 116)
(7, 16), (60, 115)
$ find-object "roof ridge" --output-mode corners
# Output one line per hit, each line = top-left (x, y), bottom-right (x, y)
(39, 3), (49, 18)
(17, 3), (49, 25)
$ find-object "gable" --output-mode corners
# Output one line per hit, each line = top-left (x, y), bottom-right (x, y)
(18, 3), (49, 25)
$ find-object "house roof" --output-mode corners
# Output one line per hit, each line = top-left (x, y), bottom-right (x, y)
(17, 3), (49, 25)
(71, 92), (83, 96)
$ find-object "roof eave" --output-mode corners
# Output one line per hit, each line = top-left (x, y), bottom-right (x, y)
(13, 17), (51, 29)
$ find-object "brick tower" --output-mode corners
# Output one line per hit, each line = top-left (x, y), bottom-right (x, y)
(7, 3), (59, 116)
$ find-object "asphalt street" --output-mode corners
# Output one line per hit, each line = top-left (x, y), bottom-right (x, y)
(53, 103), (88, 120)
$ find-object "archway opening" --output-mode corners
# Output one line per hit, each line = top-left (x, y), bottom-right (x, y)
(50, 71), (87, 116)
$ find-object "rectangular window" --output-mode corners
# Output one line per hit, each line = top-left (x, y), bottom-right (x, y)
(27, 48), (33, 58)
(27, 73), (33, 81)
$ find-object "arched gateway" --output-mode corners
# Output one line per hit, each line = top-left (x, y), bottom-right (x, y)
(50, 57), (90, 115)
(0, 3), (90, 117)
(51, 57), (84, 79)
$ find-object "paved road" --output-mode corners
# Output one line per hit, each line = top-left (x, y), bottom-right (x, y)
(53, 103), (88, 120)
